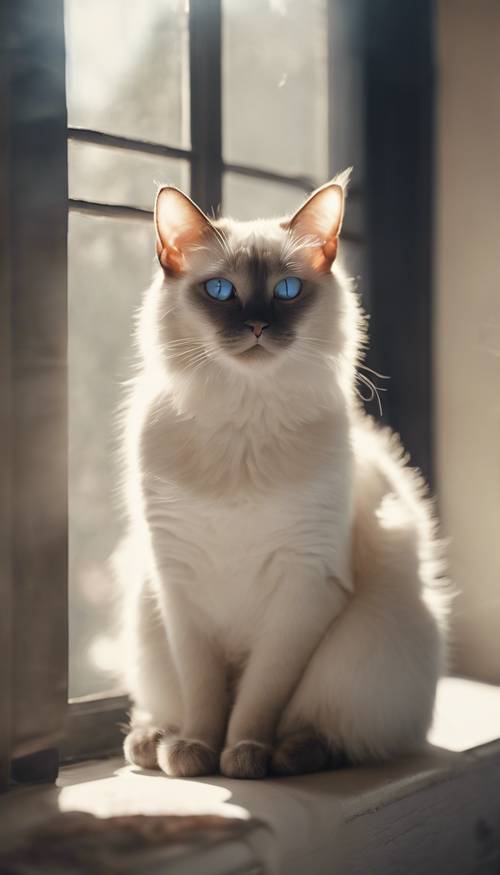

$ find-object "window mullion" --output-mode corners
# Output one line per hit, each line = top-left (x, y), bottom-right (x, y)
(223, 161), (316, 193)
(189, 0), (222, 214)
(68, 200), (153, 221)
(67, 127), (192, 162)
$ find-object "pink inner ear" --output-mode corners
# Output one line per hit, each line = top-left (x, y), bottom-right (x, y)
(155, 187), (213, 273)
(291, 184), (344, 241)
(288, 182), (344, 271)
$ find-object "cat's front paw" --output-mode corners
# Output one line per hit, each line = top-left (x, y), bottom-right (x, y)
(123, 727), (163, 770)
(157, 737), (219, 777)
(220, 741), (270, 779)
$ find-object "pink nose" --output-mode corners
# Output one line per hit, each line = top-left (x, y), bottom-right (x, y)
(245, 321), (269, 338)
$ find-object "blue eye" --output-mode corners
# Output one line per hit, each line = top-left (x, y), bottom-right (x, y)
(204, 277), (235, 301)
(274, 276), (302, 300)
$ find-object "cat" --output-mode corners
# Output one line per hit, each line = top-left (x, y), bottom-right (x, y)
(116, 172), (447, 779)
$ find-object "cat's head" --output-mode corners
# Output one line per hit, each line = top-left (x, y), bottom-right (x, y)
(153, 174), (353, 379)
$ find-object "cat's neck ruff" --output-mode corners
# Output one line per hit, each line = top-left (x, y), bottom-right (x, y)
(164, 350), (347, 435)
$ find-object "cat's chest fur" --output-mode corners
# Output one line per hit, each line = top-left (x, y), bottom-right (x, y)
(146, 478), (352, 651)
(139, 389), (354, 645)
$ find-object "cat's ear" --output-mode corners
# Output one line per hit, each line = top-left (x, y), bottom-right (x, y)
(155, 186), (215, 274)
(286, 176), (348, 272)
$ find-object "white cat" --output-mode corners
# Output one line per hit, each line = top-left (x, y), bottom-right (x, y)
(117, 174), (447, 779)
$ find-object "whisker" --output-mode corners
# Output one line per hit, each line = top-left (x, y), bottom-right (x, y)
(158, 304), (178, 321)
(356, 371), (385, 416)
(357, 363), (390, 380)
(163, 340), (207, 349)
(298, 338), (390, 400)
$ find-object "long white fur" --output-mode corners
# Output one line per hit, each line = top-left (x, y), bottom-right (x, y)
(116, 191), (448, 774)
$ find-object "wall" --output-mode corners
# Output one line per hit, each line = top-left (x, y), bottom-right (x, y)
(435, 0), (500, 681)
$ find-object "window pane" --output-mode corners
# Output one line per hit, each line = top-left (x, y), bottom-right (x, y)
(223, 0), (328, 180)
(65, 0), (189, 147)
(223, 172), (307, 220)
(68, 141), (190, 211)
(69, 212), (155, 697)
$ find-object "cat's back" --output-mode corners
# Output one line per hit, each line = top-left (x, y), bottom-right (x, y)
(352, 413), (428, 516)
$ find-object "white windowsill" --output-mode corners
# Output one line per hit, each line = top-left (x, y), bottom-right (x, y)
(1, 677), (500, 874)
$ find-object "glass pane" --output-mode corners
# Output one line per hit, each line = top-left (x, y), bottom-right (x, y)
(68, 141), (190, 211)
(223, 0), (328, 180)
(65, 0), (189, 147)
(223, 172), (307, 220)
(69, 212), (155, 697)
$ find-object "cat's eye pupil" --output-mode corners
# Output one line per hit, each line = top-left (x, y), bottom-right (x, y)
(274, 276), (302, 300)
(205, 277), (235, 301)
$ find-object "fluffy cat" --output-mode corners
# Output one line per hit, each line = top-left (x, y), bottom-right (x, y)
(117, 173), (447, 779)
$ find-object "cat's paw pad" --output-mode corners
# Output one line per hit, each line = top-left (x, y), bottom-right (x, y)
(123, 727), (163, 770)
(220, 741), (270, 779)
(271, 730), (331, 776)
(157, 737), (219, 777)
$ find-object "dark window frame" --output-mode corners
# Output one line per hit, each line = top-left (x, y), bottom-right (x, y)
(2, 0), (68, 788)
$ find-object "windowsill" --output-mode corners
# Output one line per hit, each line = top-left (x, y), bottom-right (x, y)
(1, 677), (500, 874)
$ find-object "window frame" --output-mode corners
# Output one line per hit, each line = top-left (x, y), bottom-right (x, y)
(2, 0), (68, 788)
(0, 0), (13, 788)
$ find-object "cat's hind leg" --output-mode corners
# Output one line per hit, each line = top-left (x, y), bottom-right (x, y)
(271, 728), (334, 776)
(278, 499), (445, 768)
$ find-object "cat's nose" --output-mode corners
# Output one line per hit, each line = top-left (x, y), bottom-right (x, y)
(244, 320), (269, 338)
